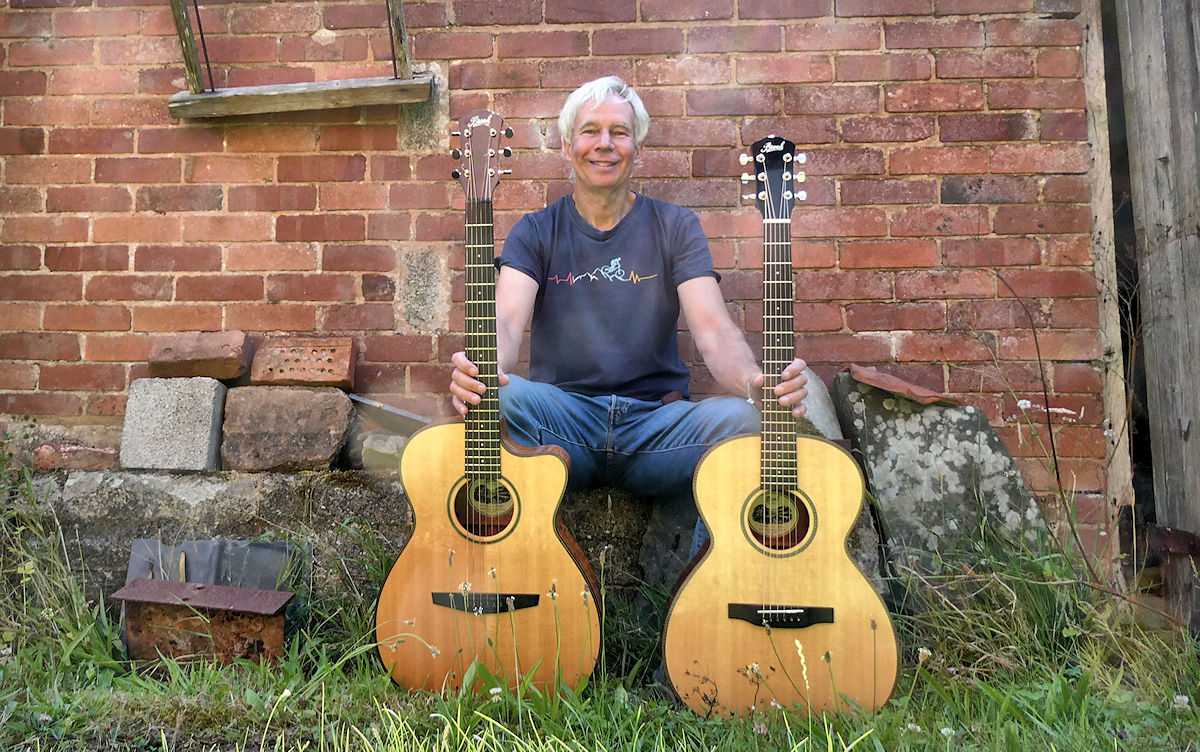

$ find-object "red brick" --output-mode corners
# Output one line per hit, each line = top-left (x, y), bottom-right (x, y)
(847, 301), (945, 331)
(1, 216), (89, 244)
(322, 244), (397, 272)
(83, 333), (153, 363)
(597, 27), (687, 56)
(0, 393), (83, 417)
(1053, 362), (1102, 393)
(278, 154), (367, 183)
(0, 246), (41, 270)
(228, 185), (317, 212)
(986, 18), (1082, 47)
(413, 31), (495, 59)
(785, 84), (878, 114)
(130, 304), (222, 332)
(371, 155), (412, 181)
(736, 54), (831, 84)
(795, 333), (892, 362)
(749, 301), (842, 332)
(884, 82), (984, 112)
(138, 127), (225, 154)
(933, 0), (1031, 12)
(786, 21), (881, 51)
(889, 146), (988, 174)
(0, 304), (42, 332)
(134, 245), (221, 272)
(325, 3), (387, 29)
(988, 80), (1085, 110)
(1050, 298), (1099, 328)
(0, 187), (42, 214)
(0, 332), (80, 360)
(267, 274), (356, 302)
(687, 88), (781, 117)
(645, 118), (739, 148)
(541, 59), (637, 89)
(230, 3), (320, 32)
(638, 58), (732, 87)
(545, 0), (636, 22)
(276, 214), (367, 242)
(1044, 236), (1093, 266)
(896, 332), (996, 362)
(997, 331), (1102, 361)
(321, 184), (388, 211)
(319, 125), (398, 152)
(453, 0), (542, 25)
(934, 49), (1034, 79)
(1037, 49), (1084, 78)
(2, 9), (53, 35)
(5, 155), (91, 184)
(944, 237), (1040, 267)
(1042, 112), (1088, 141)
(91, 216), (181, 244)
(451, 61), (541, 90)
(97, 36), (181, 65)
(643, 0), (733, 20)
(363, 274), (397, 301)
(207, 35), (281, 64)
(225, 126), (316, 154)
(40, 363), (125, 391)
(85, 392), (128, 418)
(1044, 176), (1090, 203)
(690, 24), (783, 53)
(836, 52), (931, 82)
(46, 186), (132, 213)
(996, 269), (1097, 299)
(0, 71), (48, 97)
(368, 213), (414, 241)
(841, 238), (938, 267)
(0, 127), (45, 155)
(992, 144), (1089, 175)
(939, 112), (1037, 142)
(742, 0), (828, 16)
(322, 303), (395, 331)
(361, 334), (434, 362)
(993, 205), (1091, 235)
(187, 155), (274, 184)
(0, 363), (37, 391)
(44, 304), (130, 331)
(95, 156), (181, 183)
(47, 127), (133, 155)
(942, 175), (1039, 204)
(135, 185), (223, 213)
(226, 243), (318, 272)
(841, 114), (934, 142)
(0, 271), (84, 301)
(92, 96), (174, 127)
(891, 206), (988, 236)
(8, 38), (94, 67)
(795, 207), (888, 238)
(949, 299), (1048, 330)
(496, 30), (588, 59)
(176, 275), (265, 301)
(948, 361), (1044, 394)
(85, 274), (172, 301)
(884, 19), (982, 48)
(225, 304), (318, 332)
(896, 269), (995, 298)
(795, 269), (892, 300)
(182, 215), (273, 243)
(841, 179), (937, 205)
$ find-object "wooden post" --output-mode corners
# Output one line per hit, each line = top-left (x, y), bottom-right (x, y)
(1112, 0), (1200, 629)
(168, 0), (205, 94)
(385, 0), (412, 81)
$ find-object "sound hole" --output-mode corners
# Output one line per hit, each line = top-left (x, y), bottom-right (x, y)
(454, 478), (515, 538)
(747, 490), (809, 551)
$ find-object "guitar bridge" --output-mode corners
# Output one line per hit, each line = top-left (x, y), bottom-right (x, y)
(431, 592), (540, 614)
(728, 603), (835, 629)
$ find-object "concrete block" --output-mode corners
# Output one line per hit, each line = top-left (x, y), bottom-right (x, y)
(119, 378), (226, 471)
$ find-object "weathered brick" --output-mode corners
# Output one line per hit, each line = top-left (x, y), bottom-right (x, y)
(890, 146), (988, 174)
(686, 87), (781, 116)
(176, 275), (265, 301)
(454, 0), (542, 24)
(993, 205), (1091, 235)
(891, 206), (989, 236)
(996, 268), (1097, 298)
(451, 61), (541, 90)
(933, 0), (1031, 12)
(40, 362), (125, 391)
(847, 301), (945, 331)
(841, 238), (938, 268)
(742, 0), (828, 18)
(986, 18), (1082, 47)
(130, 304), (222, 332)
(594, 27), (686, 56)
(187, 156), (274, 184)
(48, 127), (134, 155)
(941, 176), (1039, 204)
(795, 269), (892, 300)
(952, 298), (1047, 331)
(841, 178), (937, 205)
(841, 114), (934, 142)
(413, 31), (495, 59)
(785, 84), (879, 114)
(134, 245), (221, 272)
(0, 393), (83, 417)
(0, 71), (48, 97)
(267, 273), (356, 302)
(837, 0), (931, 14)
(1, 216), (89, 244)
(84, 333), (154, 363)
(0, 332), (80, 360)
(276, 214), (367, 242)
(885, 82), (984, 112)
(1050, 298), (1100, 328)
(47, 186), (132, 213)
(884, 19), (982, 48)
(278, 154), (367, 183)
(544, 0), (636, 22)
(0, 363), (37, 391)
(934, 49), (1034, 79)
(322, 303), (395, 331)
(795, 207), (888, 238)
(0, 127), (45, 155)
(0, 272), (82, 301)
(988, 80), (1085, 110)
(939, 112), (1037, 142)
(1041, 111), (1088, 141)
(225, 304), (318, 332)
(642, 0), (733, 20)
(794, 333), (892, 362)
(785, 21), (881, 51)
(896, 332), (996, 362)
(690, 24), (783, 53)
(95, 156), (181, 183)
(361, 334), (436, 362)
(226, 243), (318, 272)
(85, 274), (173, 301)
(135, 185), (223, 213)
(228, 185), (317, 212)
(896, 268), (995, 298)
(44, 304), (130, 332)
(8, 38), (94, 67)
(944, 237), (1040, 267)
(836, 52), (931, 82)
(496, 30), (588, 59)
(0, 245), (41, 271)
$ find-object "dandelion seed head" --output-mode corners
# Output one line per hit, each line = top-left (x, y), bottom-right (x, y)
(281, 689), (292, 699)
(917, 647), (932, 665)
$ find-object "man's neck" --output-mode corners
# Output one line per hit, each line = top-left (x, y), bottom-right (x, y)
(572, 189), (636, 232)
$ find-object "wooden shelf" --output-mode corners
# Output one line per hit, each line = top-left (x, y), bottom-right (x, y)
(167, 74), (433, 119)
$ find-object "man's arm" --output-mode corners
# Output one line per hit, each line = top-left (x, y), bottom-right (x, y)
(449, 266), (539, 416)
(678, 275), (808, 417)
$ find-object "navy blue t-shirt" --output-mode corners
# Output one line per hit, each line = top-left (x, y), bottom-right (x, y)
(498, 193), (717, 401)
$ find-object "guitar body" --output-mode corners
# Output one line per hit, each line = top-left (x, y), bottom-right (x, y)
(375, 419), (601, 691)
(663, 434), (898, 717)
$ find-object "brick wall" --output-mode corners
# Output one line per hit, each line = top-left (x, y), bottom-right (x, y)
(1, 1), (1112, 545)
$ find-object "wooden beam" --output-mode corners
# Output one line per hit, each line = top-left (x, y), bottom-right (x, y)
(1113, 0), (1200, 627)
(168, 74), (433, 119)
(167, 0), (204, 94)
(386, 0), (412, 81)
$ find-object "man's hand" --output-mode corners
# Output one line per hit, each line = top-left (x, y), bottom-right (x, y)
(449, 351), (510, 417)
(751, 357), (809, 418)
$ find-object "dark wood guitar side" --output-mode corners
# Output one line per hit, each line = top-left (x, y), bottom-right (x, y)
(662, 136), (899, 717)
(375, 110), (601, 692)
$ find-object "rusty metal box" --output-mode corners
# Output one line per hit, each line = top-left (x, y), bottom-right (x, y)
(114, 578), (294, 664)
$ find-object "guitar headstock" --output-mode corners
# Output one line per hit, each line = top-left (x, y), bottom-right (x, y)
(451, 109), (513, 201)
(742, 135), (806, 221)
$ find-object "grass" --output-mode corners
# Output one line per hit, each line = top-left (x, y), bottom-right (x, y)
(3, 424), (1200, 751)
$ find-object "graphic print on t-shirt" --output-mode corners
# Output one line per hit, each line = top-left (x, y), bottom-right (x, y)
(547, 256), (659, 286)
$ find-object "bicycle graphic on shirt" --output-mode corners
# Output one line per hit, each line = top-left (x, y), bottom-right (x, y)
(547, 256), (658, 286)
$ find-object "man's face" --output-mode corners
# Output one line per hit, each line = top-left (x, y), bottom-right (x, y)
(563, 95), (640, 193)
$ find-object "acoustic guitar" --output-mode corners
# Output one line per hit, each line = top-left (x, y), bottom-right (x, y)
(375, 110), (601, 692)
(662, 136), (899, 717)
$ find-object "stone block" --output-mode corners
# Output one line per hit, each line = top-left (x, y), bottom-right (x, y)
(250, 336), (355, 388)
(360, 433), (408, 474)
(119, 378), (225, 471)
(833, 370), (1045, 575)
(221, 386), (352, 471)
(9, 423), (122, 471)
(148, 330), (253, 380)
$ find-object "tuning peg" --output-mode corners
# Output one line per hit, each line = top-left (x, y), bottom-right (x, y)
(502, 146), (512, 157)
(742, 193), (758, 201)
(796, 190), (808, 201)
(504, 127), (514, 138)
(451, 169), (461, 179)
(498, 169), (512, 175)
(741, 172), (754, 183)
(795, 171), (806, 183)
(797, 152), (807, 163)
(739, 153), (752, 165)
(451, 148), (461, 160)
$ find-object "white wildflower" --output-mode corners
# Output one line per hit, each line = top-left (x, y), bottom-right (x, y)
(1174, 694), (1191, 710)
(905, 723), (922, 733)
(940, 727), (955, 739)
(917, 647), (932, 665)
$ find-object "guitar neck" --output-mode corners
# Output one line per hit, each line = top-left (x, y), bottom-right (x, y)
(464, 198), (501, 480)
(761, 216), (797, 490)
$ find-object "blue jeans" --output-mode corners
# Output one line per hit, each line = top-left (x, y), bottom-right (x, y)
(499, 375), (760, 562)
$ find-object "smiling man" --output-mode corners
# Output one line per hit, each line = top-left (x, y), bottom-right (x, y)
(448, 76), (809, 602)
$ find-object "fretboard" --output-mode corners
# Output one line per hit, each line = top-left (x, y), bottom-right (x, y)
(463, 198), (501, 481)
(761, 217), (797, 491)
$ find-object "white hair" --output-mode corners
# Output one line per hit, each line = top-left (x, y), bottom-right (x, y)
(558, 76), (650, 149)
